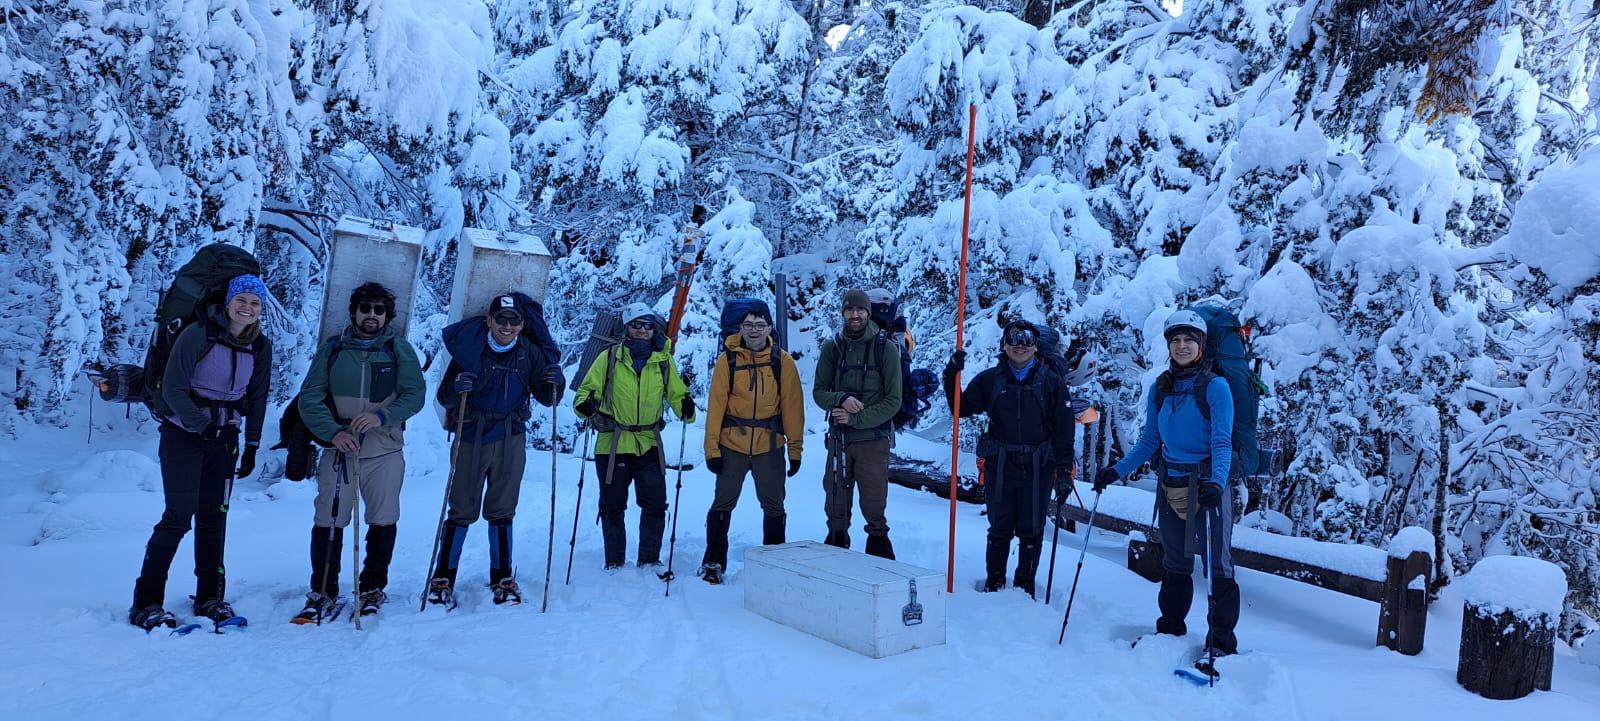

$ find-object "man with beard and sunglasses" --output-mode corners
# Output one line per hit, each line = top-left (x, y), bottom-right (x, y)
(943, 319), (1076, 597)
(428, 293), (563, 607)
(293, 282), (427, 622)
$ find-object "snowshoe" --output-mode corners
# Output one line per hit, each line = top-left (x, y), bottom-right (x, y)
(129, 605), (177, 633)
(1175, 647), (1230, 686)
(425, 578), (458, 610)
(358, 589), (387, 617)
(491, 579), (523, 606)
(292, 592), (344, 625)
(194, 598), (237, 623)
(700, 563), (724, 585)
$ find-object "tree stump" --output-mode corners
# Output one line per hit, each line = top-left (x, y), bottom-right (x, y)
(1457, 603), (1556, 699)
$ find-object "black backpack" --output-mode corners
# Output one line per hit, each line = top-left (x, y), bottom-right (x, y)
(273, 336), (399, 481)
(141, 244), (263, 417)
(865, 290), (934, 429)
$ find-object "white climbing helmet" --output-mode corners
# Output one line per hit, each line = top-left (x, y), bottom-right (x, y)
(1163, 310), (1208, 342)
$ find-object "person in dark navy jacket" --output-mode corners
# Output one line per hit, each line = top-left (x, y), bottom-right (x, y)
(427, 293), (562, 607)
(1095, 309), (1240, 661)
(944, 320), (1076, 597)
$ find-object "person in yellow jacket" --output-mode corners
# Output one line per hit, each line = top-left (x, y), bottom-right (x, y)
(696, 301), (805, 584)
(573, 303), (696, 570)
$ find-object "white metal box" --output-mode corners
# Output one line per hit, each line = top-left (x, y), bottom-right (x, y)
(448, 228), (553, 322)
(322, 216), (425, 341)
(743, 541), (946, 659)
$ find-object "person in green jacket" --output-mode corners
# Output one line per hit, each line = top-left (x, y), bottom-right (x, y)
(813, 289), (903, 559)
(574, 303), (696, 570)
(294, 283), (426, 621)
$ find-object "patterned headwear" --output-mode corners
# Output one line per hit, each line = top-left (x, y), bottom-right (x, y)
(227, 275), (268, 305)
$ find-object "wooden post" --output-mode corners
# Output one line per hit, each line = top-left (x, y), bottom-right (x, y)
(773, 272), (788, 351)
(1457, 604), (1557, 699)
(1376, 550), (1430, 655)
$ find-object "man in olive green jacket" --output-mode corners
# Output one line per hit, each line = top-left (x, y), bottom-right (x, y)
(812, 289), (903, 559)
(574, 303), (696, 570)
(295, 283), (426, 620)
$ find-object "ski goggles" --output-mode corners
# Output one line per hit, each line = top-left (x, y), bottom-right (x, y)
(627, 320), (655, 331)
(1002, 328), (1038, 347)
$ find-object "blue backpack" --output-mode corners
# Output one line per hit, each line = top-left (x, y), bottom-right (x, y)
(1153, 305), (1265, 476)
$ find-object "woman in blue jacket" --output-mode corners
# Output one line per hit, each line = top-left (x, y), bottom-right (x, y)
(1093, 310), (1240, 673)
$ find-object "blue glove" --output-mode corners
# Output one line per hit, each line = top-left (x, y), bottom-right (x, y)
(1197, 482), (1224, 510)
(452, 372), (476, 396)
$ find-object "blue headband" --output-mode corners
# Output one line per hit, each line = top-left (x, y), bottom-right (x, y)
(227, 275), (268, 305)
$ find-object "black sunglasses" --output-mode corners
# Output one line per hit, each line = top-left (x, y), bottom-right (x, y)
(493, 314), (523, 327)
(627, 320), (655, 331)
(356, 303), (387, 315)
(1003, 329), (1037, 347)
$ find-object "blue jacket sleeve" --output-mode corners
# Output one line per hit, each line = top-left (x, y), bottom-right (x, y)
(1205, 376), (1234, 487)
(1113, 382), (1162, 479)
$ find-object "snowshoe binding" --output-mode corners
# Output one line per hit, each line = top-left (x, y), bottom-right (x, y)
(129, 605), (178, 633)
(292, 592), (344, 625)
(491, 579), (523, 606)
(425, 578), (458, 610)
(358, 589), (387, 617)
(699, 563), (725, 585)
(1175, 647), (1229, 686)
(193, 598), (247, 633)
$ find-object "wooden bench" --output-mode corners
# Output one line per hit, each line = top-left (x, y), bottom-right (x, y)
(1056, 488), (1433, 655)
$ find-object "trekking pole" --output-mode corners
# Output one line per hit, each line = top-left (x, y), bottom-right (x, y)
(318, 454), (345, 625)
(421, 393), (469, 612)
(1204, 507), (1218, 687)
(1057, 489), (1102, 645)
(350, 447), (364, 630)
(542, 404), (559, 612)
(1044, 486), (1063, 604)
(947, 102), (977, 593)
(564, 424), (592, 584)
(662, 417), (689, 595)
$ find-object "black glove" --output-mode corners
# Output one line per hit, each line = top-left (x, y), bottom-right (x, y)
(452, 372), (477, 396)
(947, 350), (966, 373)
(576, 397), (600, 417)
(1054, 467), (1074, 498)
(588, 413), (617, 433)
(787, 457), (802, 478)
(202, 423), (240, 446)
(1197, 482), (1224, 510)
(1092, 467), (1119, 493)
(706, 456), (724, 476)
(679, 397), (695, 420)
(542, 368), (565, 405)
(236, 443), (258, 478)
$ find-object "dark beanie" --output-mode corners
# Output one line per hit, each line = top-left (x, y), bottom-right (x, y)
(842, 289), (870, 310)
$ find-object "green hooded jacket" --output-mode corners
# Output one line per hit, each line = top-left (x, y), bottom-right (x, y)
(573, 339), (695, 456)
(812, 319), (902, 443)
(297, 324), (426, 459)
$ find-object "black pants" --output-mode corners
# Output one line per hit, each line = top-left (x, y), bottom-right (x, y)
(984, 454), (1051, 546)
(596, 448), (668, 565)
(133, 425), (235, 608)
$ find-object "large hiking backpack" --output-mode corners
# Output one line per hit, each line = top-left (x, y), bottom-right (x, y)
(1154, 305), (1265, 476)
(863, 289), (935, 429)
(141, 244), (263, 417)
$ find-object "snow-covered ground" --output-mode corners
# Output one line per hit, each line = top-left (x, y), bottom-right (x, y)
(2, 406), (1597, 721)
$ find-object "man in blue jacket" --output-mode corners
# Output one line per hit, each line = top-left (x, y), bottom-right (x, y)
(1094, 310), (1240, 673)
(428, 293), (562, 607)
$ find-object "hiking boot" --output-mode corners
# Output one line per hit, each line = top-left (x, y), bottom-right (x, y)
(823, 530), (849, 549)
(603, 562), (625, 572)
(982, 573), (1006, 593)
(193, 598), (237, 623)
(129, 605), (177, 632)
(637, 559), (663, 569)
(292, 592), (341, 625)
(491, 579), (523, 606)
(358, 589), (387, 617)
(425, 578), (457, 609)
(700, 563), (725, 585)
